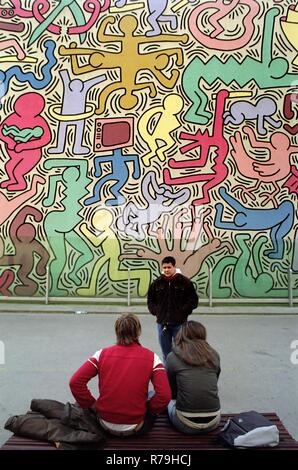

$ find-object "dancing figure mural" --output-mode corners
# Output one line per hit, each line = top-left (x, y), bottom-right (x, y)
(230, 126), (298, 206)
(77, 209), (151, 297)
(164, 89), (230, 205)
(48, 69), (107, 155)
(138, 94), (184, 166)
(59, 15), (188, 113)
(214, 187), (294, 259)
(0, 2), (297, 300)
(85, 148), (140, 206)
(43, 159), (93, 295)
(0, 206), (49, 295)
(116, 171), (190, 241)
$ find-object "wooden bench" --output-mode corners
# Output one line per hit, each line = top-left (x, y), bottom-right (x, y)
(1, 413), (298, 451)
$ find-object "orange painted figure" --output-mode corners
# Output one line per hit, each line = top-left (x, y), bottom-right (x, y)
(230, 126), (298, 207)
(59, 15), (188, 113)
(0, 174), (45, 224)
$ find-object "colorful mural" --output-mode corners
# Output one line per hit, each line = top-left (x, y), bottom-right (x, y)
(1, 0), (298, 300)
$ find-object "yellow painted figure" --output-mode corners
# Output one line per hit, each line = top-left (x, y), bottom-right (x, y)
(78, 209), (151, 296)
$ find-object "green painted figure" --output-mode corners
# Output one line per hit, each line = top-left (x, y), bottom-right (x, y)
(43, 158), (93, 295)
(183, 8), (298, 124)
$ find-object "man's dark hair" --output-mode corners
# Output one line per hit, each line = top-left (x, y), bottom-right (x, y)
(162, 256), (176, 266)
(115, 313), (141, 345)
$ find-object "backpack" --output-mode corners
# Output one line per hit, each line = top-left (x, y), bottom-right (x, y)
(218, 411), (279, 448)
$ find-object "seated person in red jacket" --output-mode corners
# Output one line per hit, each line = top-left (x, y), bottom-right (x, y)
(69, 313), (171, 436)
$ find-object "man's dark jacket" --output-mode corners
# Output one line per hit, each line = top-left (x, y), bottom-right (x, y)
(147, 273), (198, 325)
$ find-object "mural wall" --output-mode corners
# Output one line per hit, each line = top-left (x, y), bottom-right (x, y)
(1, 0), (298, 300)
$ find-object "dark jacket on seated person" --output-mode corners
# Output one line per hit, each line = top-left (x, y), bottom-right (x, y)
(166, 349), (221, 413)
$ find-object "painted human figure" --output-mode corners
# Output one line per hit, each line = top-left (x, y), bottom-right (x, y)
(0, 93), (51, 191)
(188, 0), (259, 49)
(0, 237), (14, 296)
(48, 69), (107, 155)
(0, 269), (14, 296)
(0, 206), (49, 295)
(0, 173), (44, 290)
(43, 158), (93, 295)
(0, 174), (45, 225)
(214, 186), (294, 259)
(116, 171), (190, 241)
(59, 15), (188, 113)
(115, 0), (194, 36)
(138, 94), (184, 166)
(2, 125), (43, 142)
(77, 208), (151, 297)
(224, 96), (281, 135)
(212, 233), (274, 298)
(230, 126), (298, 206)
(164, 89), (229, 205)
(145, 0), (177, 36)
(85, 148), (140, 206)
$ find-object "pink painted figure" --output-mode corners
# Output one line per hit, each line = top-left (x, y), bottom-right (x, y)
(230, 126), (298, 206)
(0, 92), (51, 191)
(188, 0), (260, 51)
(0, 39), (25, 60)
(163, 89), (229, 205)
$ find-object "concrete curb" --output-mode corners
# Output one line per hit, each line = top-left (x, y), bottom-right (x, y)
(1, 303), (298, 315)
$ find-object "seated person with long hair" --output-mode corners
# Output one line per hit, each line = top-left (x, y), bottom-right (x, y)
(166, 321), (221, 434)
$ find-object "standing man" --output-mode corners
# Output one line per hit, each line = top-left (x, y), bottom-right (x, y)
(147, 256), (199, 361)
(69, 314), (171, 436)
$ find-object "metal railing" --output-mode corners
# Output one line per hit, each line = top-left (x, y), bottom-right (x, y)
(209, 267), (213, 308)
(40, 266), (295, 308)
(45, 266), (49, 305)
(127, 267), (131, 307)
(288, 268), (293, 308)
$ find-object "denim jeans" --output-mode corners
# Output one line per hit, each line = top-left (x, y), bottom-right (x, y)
(157, 323), (182, 362)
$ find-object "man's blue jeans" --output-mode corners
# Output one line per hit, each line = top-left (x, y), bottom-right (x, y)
(157, 323), (182, 362)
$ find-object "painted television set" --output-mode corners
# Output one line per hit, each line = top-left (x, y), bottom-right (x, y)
(93, 117), (134, 152)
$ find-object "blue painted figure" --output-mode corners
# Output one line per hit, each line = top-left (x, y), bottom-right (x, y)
(214, 187), (294, 259)
(85, 148), (140, 206)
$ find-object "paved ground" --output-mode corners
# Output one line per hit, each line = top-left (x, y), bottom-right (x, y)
(0, 312), (298, 447)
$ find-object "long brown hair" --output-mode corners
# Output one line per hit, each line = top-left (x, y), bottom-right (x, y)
(173, 321), (218, 368)
(115, 313), (141, 345)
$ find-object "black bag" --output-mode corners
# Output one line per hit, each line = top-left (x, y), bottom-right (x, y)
(218, 411), (279, 448)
